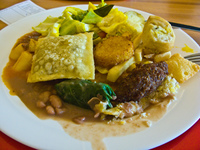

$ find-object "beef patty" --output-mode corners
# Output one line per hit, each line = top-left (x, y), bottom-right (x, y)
(115, 61), (168, 102)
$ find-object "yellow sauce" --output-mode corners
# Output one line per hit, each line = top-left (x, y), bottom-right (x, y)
(182, 44), (194, 53)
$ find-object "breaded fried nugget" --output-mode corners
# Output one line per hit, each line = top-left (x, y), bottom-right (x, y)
(94, 36), (134, 68)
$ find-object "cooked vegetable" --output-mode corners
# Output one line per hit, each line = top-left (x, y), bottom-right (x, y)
(32, 16), (60, 36)
(94, 4), (114, 17)
(28, 39), (37, 52)
(82, 9), (102, 24)
(110, 11), (145, 40)
(9, 43), (25, 60)
(107, 57), (135, 82)
(97, 8), (127, 34)
(55, 79), (116, 109)
(96, 0), (107, 8)
(88, 2), (97, 10)
(62, 7), (87, 21)
(13, 51), (32, 72)
(59, 19), (94, 35)
(32, 1), (113, 38)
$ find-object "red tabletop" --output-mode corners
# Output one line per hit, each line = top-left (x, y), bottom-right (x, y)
(0, 119), (199, 150)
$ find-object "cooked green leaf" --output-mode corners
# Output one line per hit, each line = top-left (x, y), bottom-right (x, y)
(82, 9), (102, 24)
(55, 79), (115, 109)
(94, 4), (114, 17)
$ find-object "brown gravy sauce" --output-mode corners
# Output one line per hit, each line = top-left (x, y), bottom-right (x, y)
(2, 32), (172, 150)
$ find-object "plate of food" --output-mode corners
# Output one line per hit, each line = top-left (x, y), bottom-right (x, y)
(0, 1), (200, 150)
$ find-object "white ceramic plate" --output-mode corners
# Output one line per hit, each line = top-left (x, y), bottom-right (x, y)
(0, 5), (200, 150)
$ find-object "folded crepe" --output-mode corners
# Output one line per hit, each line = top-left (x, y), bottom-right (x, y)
(27, 32), (94, 82)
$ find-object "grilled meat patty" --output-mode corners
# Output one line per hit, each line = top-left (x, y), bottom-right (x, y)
(115, 61), (168, 102)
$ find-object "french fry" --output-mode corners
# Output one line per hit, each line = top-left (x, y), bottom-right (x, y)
(9, 43), (25, 60)
(127, 63), (136, 72)
(133, 33), (142, 49)
(107, 57), (135, 82)
(134, 47), (143, 63)
(13, 51), (33, 72)
(154, 51), (171, 62)
(96, 66), (109, 74)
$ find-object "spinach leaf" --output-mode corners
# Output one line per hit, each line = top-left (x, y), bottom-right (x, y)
(55, 79), (115, 109)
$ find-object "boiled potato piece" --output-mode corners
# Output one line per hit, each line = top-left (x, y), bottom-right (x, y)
(13, 51), (32, 72)
(9, 43), (25, 60)
(107, 57), (135, 82)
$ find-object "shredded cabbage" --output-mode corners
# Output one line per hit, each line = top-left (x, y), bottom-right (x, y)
(32, 0), (145, 41)
(82, 9), (102, 24)
(32, 16), (61, 36)
(97, 8), (128, 34)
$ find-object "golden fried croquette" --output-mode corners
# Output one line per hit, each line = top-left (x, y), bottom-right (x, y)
(94, 36), (134, 68)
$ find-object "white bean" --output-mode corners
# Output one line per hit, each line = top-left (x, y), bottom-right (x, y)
(55, 108), (66, 115)
(36, 100), (46, 108)
(49, 95), (62, 108)
(39, 91), (51, 103)
(73, 116), (86, 124)
(46, 105), (55, 115)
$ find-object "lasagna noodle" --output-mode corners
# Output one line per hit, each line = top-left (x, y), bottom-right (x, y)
(27, 32), (95, 82)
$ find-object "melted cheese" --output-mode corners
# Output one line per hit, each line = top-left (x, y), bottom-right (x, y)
(28, 32), (95, 82)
